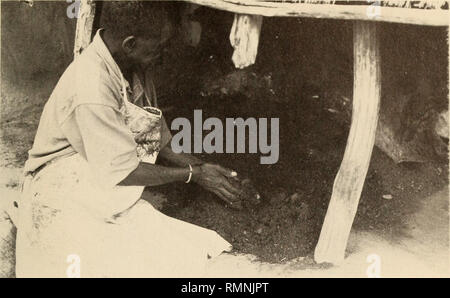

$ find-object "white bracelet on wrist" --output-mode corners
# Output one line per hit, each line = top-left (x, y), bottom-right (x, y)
(185, 164), (193, 184)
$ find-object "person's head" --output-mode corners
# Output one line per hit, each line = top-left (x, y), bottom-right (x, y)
(99, 1), (173, 71)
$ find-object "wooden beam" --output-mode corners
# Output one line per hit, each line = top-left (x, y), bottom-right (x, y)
(74, 0), (96, 58)
(314, 21), (381, 264)
(185, 0), (449, 26)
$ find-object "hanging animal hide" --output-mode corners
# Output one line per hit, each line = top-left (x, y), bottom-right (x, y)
(229, 14), (263, 69)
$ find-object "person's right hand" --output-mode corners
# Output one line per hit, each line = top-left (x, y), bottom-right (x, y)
(192, 163), (243, 209)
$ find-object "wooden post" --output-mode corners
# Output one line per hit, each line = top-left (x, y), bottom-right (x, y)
(314, 21), (381, 264)
(74, 0), (96, 58)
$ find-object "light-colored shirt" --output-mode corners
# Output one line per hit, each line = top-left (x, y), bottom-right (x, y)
(24, 30), (170, 188)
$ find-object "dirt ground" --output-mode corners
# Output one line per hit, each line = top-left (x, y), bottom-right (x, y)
(1, 2), (449, 276)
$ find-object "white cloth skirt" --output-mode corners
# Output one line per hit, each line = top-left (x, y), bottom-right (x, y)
(15, 154), (231, 277)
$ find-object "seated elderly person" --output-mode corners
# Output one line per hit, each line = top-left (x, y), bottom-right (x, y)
(16, 3), (244, 277)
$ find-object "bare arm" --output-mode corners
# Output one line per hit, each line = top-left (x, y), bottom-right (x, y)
(119, 162), (192, 186)
(119, 160), (242, 208)
(158, 145), (203, 167)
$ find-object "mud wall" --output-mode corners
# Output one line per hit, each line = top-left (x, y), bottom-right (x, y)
(1, 1), (76, 83)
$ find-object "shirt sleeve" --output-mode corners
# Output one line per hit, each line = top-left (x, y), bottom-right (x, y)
(64, 104), (140, 188)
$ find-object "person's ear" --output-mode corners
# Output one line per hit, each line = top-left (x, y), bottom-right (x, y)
(122, 35), (136, 53)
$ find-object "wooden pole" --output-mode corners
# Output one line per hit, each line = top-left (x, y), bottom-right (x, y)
(314, 21), (381, 264)
(74, 0), (96, 58)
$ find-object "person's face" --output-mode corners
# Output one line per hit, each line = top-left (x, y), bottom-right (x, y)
(122, 22), (173, 70)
